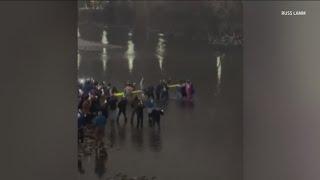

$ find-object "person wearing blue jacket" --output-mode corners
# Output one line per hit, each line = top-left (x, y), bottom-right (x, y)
(145, 96), (155, 126)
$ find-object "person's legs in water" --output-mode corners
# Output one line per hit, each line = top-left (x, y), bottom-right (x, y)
(131, 109), (136, 125)
(186, 89), (190, 100)
(148, 113), (153, 127)
(140, 114), (144, 128)
(117, 109), (128, 124)
(156, 87), (161, 101)
(116, 109), (122, 123)
(123, 109), (128, 123)
(166, 90), (169, 100)
(110, 109), (118, 123)
(136, 115), (140, 128)
(155, 118), (160, 129)
(78, 158), (85, 174)
(78, 128), (84, 143)
(84, 114), (92, 125)
(98, 127), (106, 147)
(164, 91), (169, 105)
(176, 87), (181, 100)
(137, 113), (143, 128)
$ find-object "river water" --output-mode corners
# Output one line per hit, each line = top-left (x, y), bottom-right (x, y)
(77, 23), (242, 180)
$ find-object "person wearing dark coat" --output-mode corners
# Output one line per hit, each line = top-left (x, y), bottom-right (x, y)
(136, 99), (145, 128)
(155, 82), (163, 101)
(117, 97), (128, 123)
(151, 108), (164, 129)
(145, 85), (155, 99)
(130, 96), (139, 124)
(100, 102), (109, 120)
(108, 95), (118, 120)
(161, 82), (169, 101)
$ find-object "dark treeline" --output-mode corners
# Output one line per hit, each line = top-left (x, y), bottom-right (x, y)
(79, 0), (242, 41)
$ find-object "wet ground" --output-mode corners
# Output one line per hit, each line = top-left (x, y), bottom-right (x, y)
(78, 23), (242, 180)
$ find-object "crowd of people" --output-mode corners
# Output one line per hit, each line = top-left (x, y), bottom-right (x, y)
(77, 77), (195, 177)
(77, 77), (195, 145)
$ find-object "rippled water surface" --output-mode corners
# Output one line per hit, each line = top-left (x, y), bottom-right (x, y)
(78, 24), (242, 180)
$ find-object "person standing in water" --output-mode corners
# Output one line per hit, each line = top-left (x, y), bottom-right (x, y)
(176, 80), (184, 100)
(93, 111), (107, 145)
(161, 80), (169, 101)
(117, 96), (128, 124)
(151, 108), (164, 129)
(145, 96), (156, 126)
(130, 96), (139, 125)
(136, 99), (145, 128)
(185, 80), (194, 101)
(145, 85), (155, 99)
(108, 95), (118, 121)
(155, 80), (163, 101)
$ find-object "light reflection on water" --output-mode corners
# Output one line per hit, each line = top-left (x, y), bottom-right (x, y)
(101, 48), (108, 72)
(102, 30), (108, 45)
(125, 37), (135, 73)
(216, 55), (223, 93)
(78, 24), (242, 180)
(156, 33), (166, 72)
(77, 51), (81, 70)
